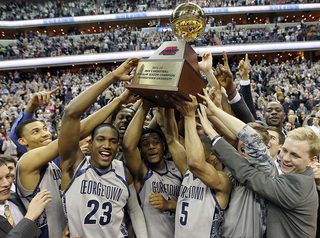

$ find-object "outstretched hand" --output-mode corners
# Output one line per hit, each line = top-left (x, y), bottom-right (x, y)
(25, 189), (52, 221)
(197, 88), (218, 117)
(25, 87), (60, 113)
(112, 57), (141, 81)
(164, 94), (198, 118)
(208, 86), (222, 109)
(214, 51), (234, 94)
(141, 98), (157, 110)
(199, 51), (213, 73)
(238, 54), (249, 81)
(118, 89), (140, 105)
(197, 104), (217, 139)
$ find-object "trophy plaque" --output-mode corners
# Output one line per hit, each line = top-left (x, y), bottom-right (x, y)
(125, 3), (207, 108)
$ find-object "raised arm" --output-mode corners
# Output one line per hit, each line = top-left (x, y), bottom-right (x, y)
(214, 51), (235, 115)
(59, 58), (140, 190)
(163, 108), (187, 175)
(199, 89), (275, 174)
(205, 85), (237, 145)
(206, 115), (237, 146)
(238, 54), (257, 119)
(211, 138), (308, 210)
(199, 51), (219, 88)
(198, 89), (246, 136)
(10, 88), (59, 153)
(80, 90), (139, 139)
(169, 94), (231, 208)
(122, 100), (154, 183)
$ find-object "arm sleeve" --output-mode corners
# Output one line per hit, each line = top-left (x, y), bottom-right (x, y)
(6, 218), (42, 238)
(211, 138), (304, 210)
(239, 81), (257, 120)
(9, 109), (34, 153)
(230, 96), (255, 124)
(127, 183), (148, 238)
(237, 125), (278, 178)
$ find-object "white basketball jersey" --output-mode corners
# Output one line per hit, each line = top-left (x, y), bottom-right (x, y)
(16, 158), (66, 238)
(175, 170), (224, 238)
(138, 160), (182, 238)
(62, 157), (130, 238)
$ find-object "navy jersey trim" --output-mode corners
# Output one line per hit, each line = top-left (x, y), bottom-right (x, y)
(16, 163), (49, 199)
(210, 188), (226, 211)
(122, 161), (130, 198)
(62, 158), (87, 196)
(150, 161), (182, 181)
(62, 158), (129, 196)
(38, 224), (49, 238)
(137, 169), (153, 195)
(113, 168), (130, 197)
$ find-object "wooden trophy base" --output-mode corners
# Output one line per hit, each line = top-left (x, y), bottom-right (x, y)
(125, 41), (206, 108)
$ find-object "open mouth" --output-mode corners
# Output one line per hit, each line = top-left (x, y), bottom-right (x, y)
(119, 126), (127, 133)
(0, 188), (10, 194)
(100, 151), (111, 160)
(148, 152), (158, 158)
(282, 161), (292, 168)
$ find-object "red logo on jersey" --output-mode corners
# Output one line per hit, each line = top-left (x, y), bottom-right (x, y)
(159, 47), (179, 55)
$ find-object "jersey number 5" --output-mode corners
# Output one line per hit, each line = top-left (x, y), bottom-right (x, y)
(84, 199), (113, 225)
(179, 202), (189, 226)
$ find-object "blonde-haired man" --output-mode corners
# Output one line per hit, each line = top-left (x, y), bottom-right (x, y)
(210, 126), (320, 238)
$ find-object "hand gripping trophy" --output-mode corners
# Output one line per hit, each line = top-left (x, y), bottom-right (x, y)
(125, 3), (207, 108)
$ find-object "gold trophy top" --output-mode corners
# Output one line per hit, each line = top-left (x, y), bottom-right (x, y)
(170, 3), (206, 42)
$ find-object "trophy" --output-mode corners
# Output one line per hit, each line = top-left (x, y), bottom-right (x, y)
(125, 3), (207, 107)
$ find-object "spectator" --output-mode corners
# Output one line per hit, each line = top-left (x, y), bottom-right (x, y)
(282, 96), (295, 114)
(1, 134), (17, 157)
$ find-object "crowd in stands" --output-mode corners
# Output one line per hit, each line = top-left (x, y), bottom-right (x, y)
(0, 65), (124, 141)
(1, 0), (316, 21)
(0, 57), (318, 150)
(1, 21), (319, 60)
(1, 0), (320, 236)
(0, 29), (189, 60)
(219, 22), (320, 44)
(0, 51), (319, 237)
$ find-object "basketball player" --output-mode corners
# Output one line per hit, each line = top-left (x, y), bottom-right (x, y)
(164, 96), (231, 238)
(13, 59), (143, 238)
(14, 118), (66, 238)
(122, 100), (182, 238)
(59, 58), (147, 238)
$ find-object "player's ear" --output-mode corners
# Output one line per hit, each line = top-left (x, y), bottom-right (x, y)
(308, 156), (318, 167)
(18, 138), (28, 147)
